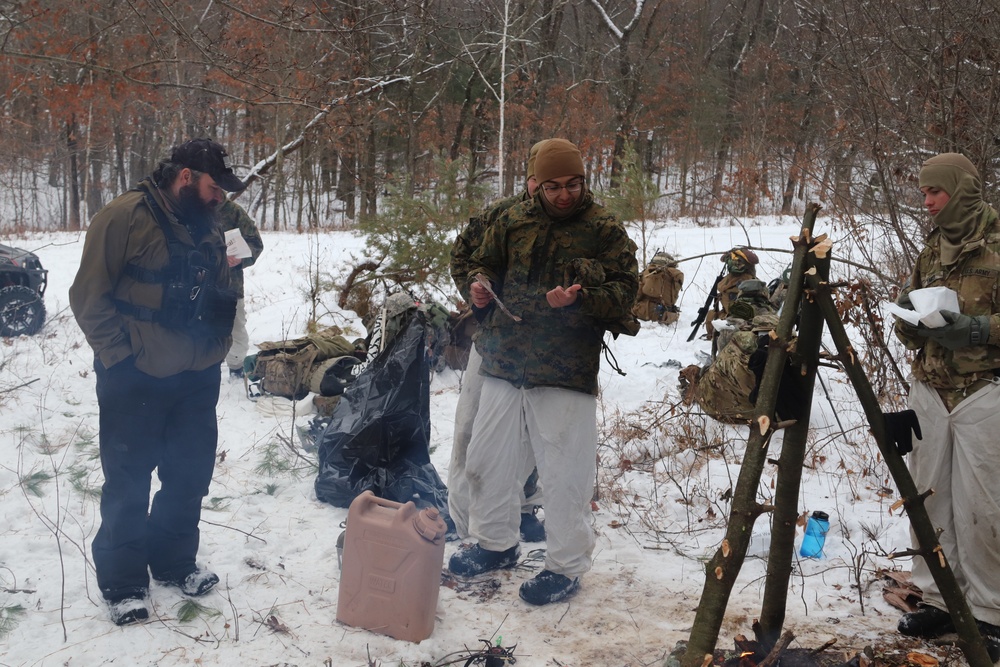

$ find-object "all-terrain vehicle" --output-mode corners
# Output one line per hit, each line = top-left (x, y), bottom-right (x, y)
(0, 243), (48, 337)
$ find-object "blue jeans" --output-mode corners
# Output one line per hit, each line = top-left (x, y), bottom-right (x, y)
(92, 357), (220, 601)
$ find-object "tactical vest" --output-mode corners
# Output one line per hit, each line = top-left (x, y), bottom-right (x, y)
(114, 184), (237, 339)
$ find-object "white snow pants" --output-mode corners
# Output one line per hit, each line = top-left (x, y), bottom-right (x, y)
(448, 346), (541, 538)
(908, 379), (1000, 626)
(225, 298), (249, 370)
(466, 376), (597, 578)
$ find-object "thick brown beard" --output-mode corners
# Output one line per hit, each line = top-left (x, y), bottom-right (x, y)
(176, 183), (218, 237)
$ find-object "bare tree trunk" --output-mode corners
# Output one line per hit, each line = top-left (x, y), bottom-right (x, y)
(451, 72), (477, 163)
(66, 116), (82, 231)
(338, 151), (357, 221)
(361, 125), (378, 220)
(710, 0), (765, 204)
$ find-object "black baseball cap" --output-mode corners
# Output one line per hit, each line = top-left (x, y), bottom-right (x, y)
(170, 138), (246, 192)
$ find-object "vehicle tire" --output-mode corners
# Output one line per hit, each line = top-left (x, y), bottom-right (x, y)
(0, 285), (46, 337)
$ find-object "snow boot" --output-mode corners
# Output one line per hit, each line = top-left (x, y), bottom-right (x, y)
(519, 510), (546, 543)
(897, 604), (954, 638)
(518, 569), (579, 605)
(976, 620), (1000, 662)
(155, 566), (219, 596)
(108, 593), (149, 626)
(448, 544), (519, 577)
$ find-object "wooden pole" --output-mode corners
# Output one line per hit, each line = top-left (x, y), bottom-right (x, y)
(679, 204), (820, 667)
(755, 250), (829, 648)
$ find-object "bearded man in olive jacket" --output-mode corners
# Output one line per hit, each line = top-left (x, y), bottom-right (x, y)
(70, 138), (244, 626)
(448, 138), (639, 605)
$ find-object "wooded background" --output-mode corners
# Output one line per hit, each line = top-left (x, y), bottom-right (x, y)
(1, 0), (997, 260)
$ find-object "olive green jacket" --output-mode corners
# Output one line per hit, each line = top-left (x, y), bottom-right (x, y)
(468, 191), (639, 395)
(70, 178), (232, 378)
(896, 206), (1000, 392)
(216, 200), (264, 298)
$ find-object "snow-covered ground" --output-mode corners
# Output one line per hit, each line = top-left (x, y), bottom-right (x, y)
(0, 218), (927, 666)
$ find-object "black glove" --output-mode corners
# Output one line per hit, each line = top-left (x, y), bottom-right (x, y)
(883, 409), (922, 456)
(920, 310), (991, 350)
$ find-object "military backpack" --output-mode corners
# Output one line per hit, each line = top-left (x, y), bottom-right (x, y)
(634, 251), (684, 324)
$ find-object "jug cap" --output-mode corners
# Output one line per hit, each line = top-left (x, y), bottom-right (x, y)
(413, 507), (447, 543)
(811, 510), (829, 521)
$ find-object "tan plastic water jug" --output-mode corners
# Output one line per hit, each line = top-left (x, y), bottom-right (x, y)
(336, 490), (447, 643)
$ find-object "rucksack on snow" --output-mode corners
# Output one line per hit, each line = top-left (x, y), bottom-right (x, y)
(246, 326), (360, 400)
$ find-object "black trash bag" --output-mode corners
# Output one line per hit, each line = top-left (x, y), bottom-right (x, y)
(314, 311), (454, 536)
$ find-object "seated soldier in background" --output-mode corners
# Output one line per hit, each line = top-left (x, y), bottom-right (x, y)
(704, 246), (759, 338)
(681, 313), (780, 423)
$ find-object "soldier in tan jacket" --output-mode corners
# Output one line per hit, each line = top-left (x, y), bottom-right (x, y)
(70, 138), (244, 626)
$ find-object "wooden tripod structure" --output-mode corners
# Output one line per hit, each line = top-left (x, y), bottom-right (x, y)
(676, 204), (993, 667)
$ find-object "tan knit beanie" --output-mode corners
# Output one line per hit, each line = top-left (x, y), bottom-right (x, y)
(534, 138), (585, 184)
(526, 140), (549, 179)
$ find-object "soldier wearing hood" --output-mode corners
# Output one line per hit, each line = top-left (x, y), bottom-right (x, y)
(893, 152), (1000, 660)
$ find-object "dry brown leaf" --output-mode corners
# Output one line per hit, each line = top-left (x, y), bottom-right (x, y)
(906, 652), (939, 667)
(266, 614), (291, 634)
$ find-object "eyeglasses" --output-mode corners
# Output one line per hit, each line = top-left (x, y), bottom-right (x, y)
(541, 180), (584, 195)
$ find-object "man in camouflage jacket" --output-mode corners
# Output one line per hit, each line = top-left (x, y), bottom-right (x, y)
(447, 138), (639, 606)
(448, 140), (549, 544)
(216, 199), (264, 377)
(893, 152), (1000, 658)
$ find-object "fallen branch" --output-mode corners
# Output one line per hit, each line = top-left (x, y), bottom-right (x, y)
(0, 378), (39, 394)
(758, 630), (795, 667)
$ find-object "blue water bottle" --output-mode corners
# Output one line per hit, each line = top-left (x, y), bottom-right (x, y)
(800, 510), (829, 558)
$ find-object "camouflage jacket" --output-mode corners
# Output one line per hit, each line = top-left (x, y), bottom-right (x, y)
(216, 200), (264, 297)
(467, 191), (639, 395)
(896, 206), (1000, 391)
(450, 191), (529, 302)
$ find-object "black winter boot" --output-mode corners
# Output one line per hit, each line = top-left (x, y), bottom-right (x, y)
(518, 569), (579, 605)
(519, 510), (546, 542)
(155, 566), (219, 596)
(898, 605), (954, 639)
(108, 593), (150, 626)
(976, 620), (1000, 662)
(448, 544), (520, 577)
